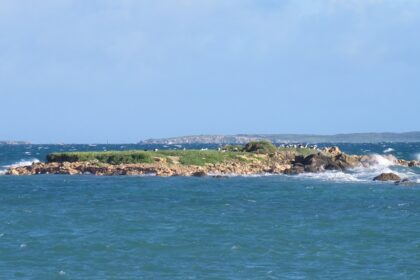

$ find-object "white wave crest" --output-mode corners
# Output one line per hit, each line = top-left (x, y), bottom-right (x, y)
(362, 154), (396, 168)
(294, 154), (418, 183)
(415, 153), (420, 161)
(383, 148), (395, 153)
(4, 158), (40, 168)
(297, 171), (361, 182)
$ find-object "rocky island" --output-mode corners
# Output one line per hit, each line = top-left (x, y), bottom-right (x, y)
(6, 141), (419, 182)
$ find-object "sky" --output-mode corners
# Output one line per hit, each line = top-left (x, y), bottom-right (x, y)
(1, 0), (419, 143)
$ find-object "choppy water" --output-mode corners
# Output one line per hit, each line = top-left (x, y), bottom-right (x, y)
(0, 143), (420, 279)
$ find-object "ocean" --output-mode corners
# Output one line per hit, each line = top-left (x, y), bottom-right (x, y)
(0, 143), (419, 279)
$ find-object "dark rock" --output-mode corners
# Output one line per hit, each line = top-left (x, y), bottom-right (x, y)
(373, 173), (401, 182)
(293, 155), (305, 164)
(300, 153), (342, 173)
(284, 166), (305, 175)
(213, 175), (228, 179)
(394, 179), (417, 186)
(324, 162), (341, 171)
(192, 171), (208, 177)
(408, 161), (419, 167)
(304, 165), (319, 173)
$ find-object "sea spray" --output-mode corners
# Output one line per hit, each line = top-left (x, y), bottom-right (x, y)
(296, 171), (361, 182)
(5, 159), (40, 168)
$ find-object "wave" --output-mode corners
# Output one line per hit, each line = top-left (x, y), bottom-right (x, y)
(1, 159), (40, 175)
(383, 148), (395, 153)
(415, 153), (420, 161)
(296, 154), (419, 184)
(4, 158), (40, 168)
(297, 171), (361, 182)
(365, 154), (396, 167)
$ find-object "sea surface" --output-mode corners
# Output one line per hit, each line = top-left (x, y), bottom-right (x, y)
(0, 143), (419, 279)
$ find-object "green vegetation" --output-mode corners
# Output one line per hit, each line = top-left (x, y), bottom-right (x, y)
(47, 141), (318, 166)
(222, 145), (243, 152)
(47, 151), (154, 164)
(47, 150), (257, 166)
(243, 141), (277, 154)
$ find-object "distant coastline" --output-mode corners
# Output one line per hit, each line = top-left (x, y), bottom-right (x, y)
(0, 141), (31, 145)
(139, 132), (420, 145)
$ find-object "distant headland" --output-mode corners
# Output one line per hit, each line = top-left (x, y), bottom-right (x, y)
(0, 141), (31, 145)
(139, 132), (420, 145)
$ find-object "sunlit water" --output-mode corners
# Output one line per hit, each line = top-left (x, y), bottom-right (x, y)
(0, 143), (419, 279)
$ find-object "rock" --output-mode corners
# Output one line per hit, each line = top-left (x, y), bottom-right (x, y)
(6, 169), (19, 175)
(334, 154), (361, 169)
(269, 163), (290, 174)
(373, 173), (401, 182)
(284, 165), (305, 175)
(324, 162), (341, 171)
(213, 175), (228, 179)
(293, 155), (305, 164)
(408, 161), (419, 167)
(192, 171), (207, 177)
(322, 146), (342, 155)
(394, 179), (417, 186)
(301, 153), (341, 172)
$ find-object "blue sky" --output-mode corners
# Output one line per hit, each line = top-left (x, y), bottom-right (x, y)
(1, 0), (419, 143)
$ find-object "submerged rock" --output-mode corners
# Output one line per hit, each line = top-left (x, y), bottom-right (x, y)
(373, 173), (401, 182)
(394, 179), (417, 186)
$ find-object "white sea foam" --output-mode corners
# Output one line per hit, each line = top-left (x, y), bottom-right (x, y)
(383, 148), (395, 153)
(367, 154), (396, 167)
(297, 171), (361, 182)
(294, 154), (420, 184)
(0, 159), (40, 175)
(5, 159), (40, 168)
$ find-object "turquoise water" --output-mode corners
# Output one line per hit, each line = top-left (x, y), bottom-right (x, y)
(0, 144), (420, 279)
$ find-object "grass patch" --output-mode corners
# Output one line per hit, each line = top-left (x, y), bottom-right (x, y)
(47, 145), (318, 166)
(243, 141), (277, 154)
(47, 150), (250, 166)
(47, 151), (154, 164)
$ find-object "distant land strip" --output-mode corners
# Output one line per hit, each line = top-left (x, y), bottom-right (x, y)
(0, 141), (31, 145)
(139, 132), (420, 145)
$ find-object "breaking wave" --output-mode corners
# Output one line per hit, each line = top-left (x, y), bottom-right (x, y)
(5, 159), (40, 168)
(296, 171), (361, 182)
(0, 158), (41, 176)
(383, 148), (395, 153)
(296, 154), (419, 183)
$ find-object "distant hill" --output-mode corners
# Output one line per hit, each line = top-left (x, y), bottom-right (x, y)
(0, 141), (31, 145)
(139, 132), (420, 144)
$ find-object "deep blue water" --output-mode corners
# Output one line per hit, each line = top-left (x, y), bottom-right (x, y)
(0, 143), (419, 279)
